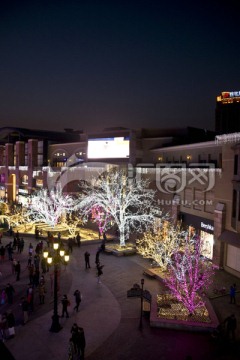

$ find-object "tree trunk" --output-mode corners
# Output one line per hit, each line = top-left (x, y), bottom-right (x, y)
(119, 228), (125, 247)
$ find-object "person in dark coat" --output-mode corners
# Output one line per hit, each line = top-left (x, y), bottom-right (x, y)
(73, 290), (81, 312)
(96, 263), (104, 284)
(77, 326), (86, 359)
(61, 294), (70, 318)
(70, 323), (79, 353)
(5, 283), (15, 304)
(230, 283), (237, 304)
(15, 261), (21, 281)
(84, 251), (90, 269)
(224, 313), (237, 341)
(76, 233), (81, 247)
(95, 249), (101, 266)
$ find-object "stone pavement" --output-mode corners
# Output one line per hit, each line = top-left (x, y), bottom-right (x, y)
(0, 234), (240, 360)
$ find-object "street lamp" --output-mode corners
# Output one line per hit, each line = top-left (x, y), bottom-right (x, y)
(43, 240), (70, 332)
(139, 278), (145, 330)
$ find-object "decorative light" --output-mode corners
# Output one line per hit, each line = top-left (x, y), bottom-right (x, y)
(64, 254), (70, 262)
(59, 249), (65, 257)
(53, 242), (59, 250)
(78, 169), (157, 247)
(43, 250), (49, 258)
(47, 257), (53, 264)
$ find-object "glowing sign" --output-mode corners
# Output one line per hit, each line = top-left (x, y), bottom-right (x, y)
(221, 91), (240, 98)
(87, 137), (129, 159)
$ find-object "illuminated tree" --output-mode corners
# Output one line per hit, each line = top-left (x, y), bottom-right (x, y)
(79, 169), (157, 247)
(91, 205), (113, 236)
(62, 212), (84, 237)
(164, 235), (215, 314)
(26, 188), (78, 228)
(136, 221), (183, 271)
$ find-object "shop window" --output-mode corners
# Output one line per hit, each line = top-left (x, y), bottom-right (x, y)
(21, 175), (28, 185)
(227, 245), (240, 272)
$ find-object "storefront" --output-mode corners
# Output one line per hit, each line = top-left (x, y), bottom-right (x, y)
(180, 213), (214, 260)
(18, 188), (30, 205)
(218, 230), (240, 274)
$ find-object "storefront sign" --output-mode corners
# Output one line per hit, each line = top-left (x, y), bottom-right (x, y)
(201, 222), (214, 232)
(180, 213), (214, 234)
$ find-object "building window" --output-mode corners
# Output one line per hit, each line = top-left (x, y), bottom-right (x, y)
(234, 154), (238, 175)
(232, 189), (237, 218)
(37, 155), (43, 166)
(183, 187), (192, 208)
(21, 175), (28, 185)
(205, 191), (214, 213)
(219, 153), (222, 168)
(193, 189), (204, 211)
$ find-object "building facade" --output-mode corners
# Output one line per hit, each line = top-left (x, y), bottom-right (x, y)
(1, 125), (240, 277)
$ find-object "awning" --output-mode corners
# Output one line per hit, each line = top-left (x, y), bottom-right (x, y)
(218, 230), (240, 248)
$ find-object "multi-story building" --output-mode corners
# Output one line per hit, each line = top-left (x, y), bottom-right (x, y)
(2, 124), (240, 278)
(0, 127), (81, 203)
(143, 132), (240, 278)
(216, 90), (240, 134)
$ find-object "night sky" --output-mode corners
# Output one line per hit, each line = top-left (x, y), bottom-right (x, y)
(1, 0), (240, 133)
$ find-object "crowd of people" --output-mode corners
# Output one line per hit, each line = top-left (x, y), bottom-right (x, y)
(0, 227), (107, 359)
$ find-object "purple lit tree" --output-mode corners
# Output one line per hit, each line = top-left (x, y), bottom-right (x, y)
(164, 235), (215, 314)
(91, 205), (113, 236)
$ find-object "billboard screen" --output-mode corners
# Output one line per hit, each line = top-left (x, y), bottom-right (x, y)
(87, 137), (130, 159)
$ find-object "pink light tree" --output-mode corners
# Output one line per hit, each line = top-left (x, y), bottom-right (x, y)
(164, 234), (216, 314)
(91, 205), (113, 236)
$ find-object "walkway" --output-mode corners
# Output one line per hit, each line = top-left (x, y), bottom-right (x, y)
(0, 235), (240, 360)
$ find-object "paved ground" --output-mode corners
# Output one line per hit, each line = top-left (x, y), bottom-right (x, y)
(0, 234), (240, 360)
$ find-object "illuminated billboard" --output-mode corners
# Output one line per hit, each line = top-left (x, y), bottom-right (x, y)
(87, 137), (129, 159)
(217, 91), (240, 102)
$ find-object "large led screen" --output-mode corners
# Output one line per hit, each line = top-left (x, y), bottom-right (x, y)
(88, 137), (129, 159)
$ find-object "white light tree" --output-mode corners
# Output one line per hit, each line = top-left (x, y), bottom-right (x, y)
(78, 169), (157, 247)
(164, 234), (216, 314)
(136, 221), (183, 271)
(26, 188), (79, 229)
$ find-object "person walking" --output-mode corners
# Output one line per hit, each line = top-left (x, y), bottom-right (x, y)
(5, 283), (15, 304)
(70, 323), (79, 354)
(15, 261), (21, 281)
(38, 282), (46, 304)
(95, 249), (101, 266)
(20, 297), (29, 325)
(84, 251), (91, 269)
(224, 313), (237, 341)
(6, 310), (15, 338)
(230, 283), (237, 304)
(76, 232), (81, 247)
(73, 289), (81, 312)
(61, 294), (70, 318)
(96, 263), (104, 284)
(77, 326), (86, 359)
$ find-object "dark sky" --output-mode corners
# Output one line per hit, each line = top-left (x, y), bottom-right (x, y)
(1, 0), (240, 133)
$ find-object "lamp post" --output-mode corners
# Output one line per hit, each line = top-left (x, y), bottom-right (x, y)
(43, 241), (70, 333)
(139, 278), (144, 330)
